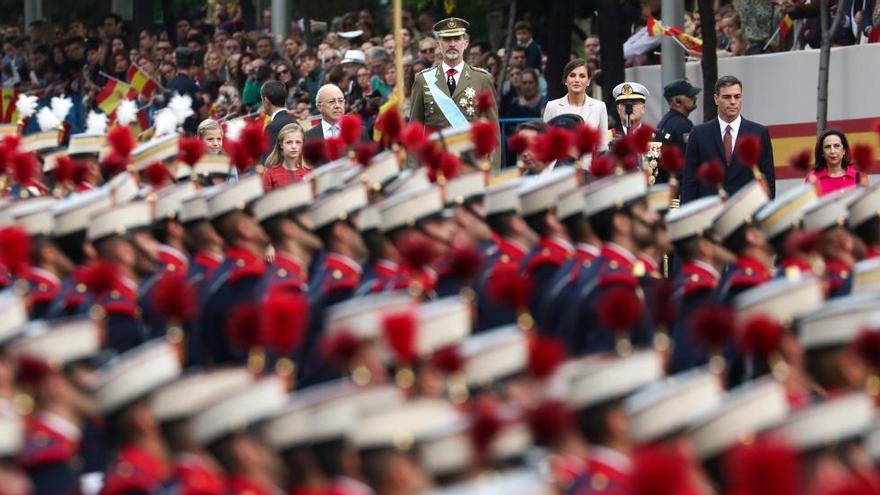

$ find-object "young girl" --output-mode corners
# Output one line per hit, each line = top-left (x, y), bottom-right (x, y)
(262, 123), (309, 190)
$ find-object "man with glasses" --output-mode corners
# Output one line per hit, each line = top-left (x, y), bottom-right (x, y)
(223, 39), (240, 58)
(410, 18), (498, 130)
(418, 37), (437, 65)
(305, 84), (347, 161)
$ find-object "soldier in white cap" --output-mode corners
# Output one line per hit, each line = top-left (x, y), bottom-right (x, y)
(610, 81), (650, 138)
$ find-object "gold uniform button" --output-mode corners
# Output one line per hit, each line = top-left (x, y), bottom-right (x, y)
(332, 270), (343, 279)
(500, 254), (510, 263)
(590, 473), (608, 491)
(117, 461), (134, 477)
(277, 269), (288, 277)
(745, 268), (754, 275)
(609, 260), (619, 270)
(689, 274), (699, 282)
(235, 259), (245, 267)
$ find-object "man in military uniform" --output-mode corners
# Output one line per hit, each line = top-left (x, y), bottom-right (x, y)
(656, 79), (701, 188)
(610, 82), (649, 139)
(409, 18), (498, 130)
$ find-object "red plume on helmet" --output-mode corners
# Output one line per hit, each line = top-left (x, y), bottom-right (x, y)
(152, 272), (197, 323)
(471, 121), (499, 157)
(430, 344), (465, 374)
(339, 114), (364, 146)
(353, 141), (379, 166)
(526, 400), (574, 447)
(177, 136), (206, 166)
(11, 151), (39, 185)
(736, 135), (761, 165)
(401, 122), (429, 154)
(597, 286), (644, 338)
(660, 146), (685, 175)
(101, 152), (129, 178)
(697, 160), (725, 187)
(469, 397), (505, 462)
(690, 304), (736, 349)
(260, 290), (309, 355)
(302, 139), (327, 166)
(590, 156), (614, 179)
(486, 263), (533, 311)
(320, 329), (363, 368)
(438, 152), (461, 181)
(475, 89), (495, 114)
(0, 227), (31, 277)
(652, 279), (677, 330)
(631, 445), (689, 495)
(226, 303), (261, 351)
(783, 228), (821, 256)
(398, 234), (440, 270)
(543, 126), (575, 163)
(107, 126), (136, 157)
(15, 354), (54, 387)
(612, 134), (636, 161)
(737, 314), (785, 358)
(447, 242), (484, 283)
(788, 149), (812, 175)
(631, 124), (655, 154)
(142, 162), (172, 188)
(507, 132), (530, 155)
(375, 106), (404, 144)
(324, 136), (346, 161)
(527, 335), (567, 379)
(574, 124), (601, 156)
(725, 439), (802, 495)
(851, 143), (874, 174)
(78, 260), (119, 296)
(239, 122), (268, 162)
(53, 155), (76, 183)
(382, 310), (419, 364)
(852, 328), (880, 370)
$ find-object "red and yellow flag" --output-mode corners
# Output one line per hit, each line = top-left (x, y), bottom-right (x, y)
(646, 16), (703, 51)
(127, 65), (157, 98)
(0, 89), (18, 123)
(779, 15), (794, 43)
(646, 16), (665, 37)
(96, 79), (137, 115)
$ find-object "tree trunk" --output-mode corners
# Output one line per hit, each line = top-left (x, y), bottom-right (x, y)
(698, 0), (718, 122)
(817, 0), (849, 132)
(496, 0), (518, 95)
(546, 0), (575, 100)
(597, 0), (626, 124)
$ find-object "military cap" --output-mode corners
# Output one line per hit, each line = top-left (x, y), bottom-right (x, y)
(93, 340), (182, 414)
(10, 317), (101, 366)
(101, 171), (140, 205)
(325, 293), (416, 341)
(663, 79), (701, 99)
(460, 325), (527, 388)
(865, 419), (880, 462)
(797, 293), (880, 351)
(712, 181), (769, 241)
(306, 157), (357, 195)
(0, 291), (29, 345)
(734, 275), (824, 324)
(556, 186), (586, 220)
(518, 167), (578, 216)
(852, 258), (880, 294)
(132, 133), (179, 171)
(67, 132), (107, 156)
(0, 414), (22, 458)
(40, 149), (67, 173)
(484, 179), (522, 216)
(52, 188), (112, 237)
(444, 171), (486, 206)
(253, 180), (314, 223)
(689, 379), (789, 460)
(192, 375), (287, 446)
(155, 181), (197, 221)
(625, 368), (722, 444)
(0, 124), (17, 138)
(21, 130), (59, 153)
(379, 185), (445, 232)
(87, 200), (153, 242)
(646, 183), (672, 213)
(582, 170), (648, 217)
(848, 182), (880, 228)
(612, 82), (650, 103)
(309, 182), (369, 229)
(150, 368), (253, 423)
(344, 150), (400, 192)
(357, 204), (381, 233)
(0, 197), (52, 227)
(433, 17), (469, 37)
(666, 195), (723, 243)
(412, 296), (473, 357)
(755, 182), (818, 240)
(10, 198), (55, 236)
(546, 113), (584, 130)
(351, 398), (461, 451)
(430, 127), (473, 155)
(205, 174), (264, 219)
(340, 49), (366, 65)
(802, 187), (861, 231)
(567, 351), (663, 411)
(193, 154), (232, 179)
(384, 167), (432, 196)
(768, 392), (872, 452)
(179, 187), (213, 224)
(423, 469), (549, 495)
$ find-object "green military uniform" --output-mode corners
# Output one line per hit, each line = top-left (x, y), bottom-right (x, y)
(409, 18), (499, 129)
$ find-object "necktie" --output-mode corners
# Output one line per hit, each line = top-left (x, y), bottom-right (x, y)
(446, 68), (457, 94)
(330, 125), (339, 138)
(723, 125), (733, 165)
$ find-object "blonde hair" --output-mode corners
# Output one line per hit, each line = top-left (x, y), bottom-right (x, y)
(265, 123), (305, 168)
(197, 118), (222, 138)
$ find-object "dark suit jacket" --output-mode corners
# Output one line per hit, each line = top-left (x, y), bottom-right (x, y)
(265, 109), (296, 153)
(680, 117), (775, 203)
(303, 122), (324, 142)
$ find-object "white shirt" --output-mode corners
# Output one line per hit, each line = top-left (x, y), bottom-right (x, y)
(322, 119), (340, 138)
(441, 61), (465, 86)
(718, 114), (742, 150)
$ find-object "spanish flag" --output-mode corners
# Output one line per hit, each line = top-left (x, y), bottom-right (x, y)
(127, 65), (158, 98)
(666, 26), (703, 51)
(646, 16), (665, 37)
(96, 79), (137, 115)
(779, 15), (794, 43)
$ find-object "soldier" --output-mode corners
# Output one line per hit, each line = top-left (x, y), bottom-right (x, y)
(354, 205), (401, 296)
(178, 188), (225, 287)
(801, 188), (862, 295)
(849, 183), (880, 260)
(609, 82), (649, 139)
(755, 183), (820, 279)
(410, 18), (498, 130)
(656, 80), (700, 186)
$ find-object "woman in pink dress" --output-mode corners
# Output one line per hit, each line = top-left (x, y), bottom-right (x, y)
(806, 129), (869, 195)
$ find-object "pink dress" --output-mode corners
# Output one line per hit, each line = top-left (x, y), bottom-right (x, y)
(806, 167), (860, 196)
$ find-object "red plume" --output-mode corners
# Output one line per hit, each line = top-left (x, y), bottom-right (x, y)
(874, 119), (880, 141)
(239, 123), (268, 162)
(324, 136), (346, 161)
(11, 151), (39, 184)
(0, 143), (10, 175)
(152, 272), (197, 322)
(737, 135), (761, 165)
(0, 227), (30, 277)
(431, 344), (465, 374)
(784, 228), (822, 256)
(526, 400), (575, 447)
(471, 121), (499, 157)
(852, 328), (880, 369)
(737, 314), (785, 358)
(178, 136), (206, 166)
(260, 290), (309, 355)
(78, 260), (119, 296)
(2, 134), (21, 152)
(690, 304), (736, 349)
(612, 134), (636, 160)
(226, 304), (261, 351)
(788, 149), (812, 174)
(528, 335), (567, 379)
(438, 152), (461, 180)
(72, 161), (92, 184)
(597, 286), (644, 336)
(631, 445), (689, 495)
(507, 132), (530, 155)
(574, 124), (601, 155)
(401, 122), (429, 153)
(53, 155), (75, 183)
(475, 90), (495, 114)
(398, 234), (440, 269)
(302, 139), (327, 165)
(142, 162), (171, 188)
(224, 140), (254, 173)
(420, 142), (444, 173)
(725, 439), (802, 495)
(447, 242), (484, 283)
(487, 263), (533, 310)
(382, 311), (418, 364)
(697, 160), (724, 186)
(375, 106), (404, 144)
(101, 151), (130, 178)
(544, 126), (575, 162)
(590, 155), (614, 179)
(320, 330), (363, 367)
(652, 279), (677, 329)
(15, 355), (54, 387)
(339, 114), (364, 146)
(107, 126), (135, 157)
(353, 141), (379, 166)
(631, 124), (655, 154)
(816, 477), (880, 495)
(660, 145), (684, 175)
(469, 397), (504, 461)
(851, 143), (874, 173)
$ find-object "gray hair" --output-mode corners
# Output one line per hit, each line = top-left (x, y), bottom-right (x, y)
(315, 83), (343, 107)
(367, 47), (392, 63)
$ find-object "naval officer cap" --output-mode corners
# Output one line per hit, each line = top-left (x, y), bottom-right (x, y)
(612, 82), (650, 103)
(433, 17), (470, 37)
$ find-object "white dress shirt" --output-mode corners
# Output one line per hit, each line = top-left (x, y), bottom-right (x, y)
(718, 114), (743, 151)
(322, 119), (340, 138)
(270, 107), (288, 121)
(441, 61), (465, 86)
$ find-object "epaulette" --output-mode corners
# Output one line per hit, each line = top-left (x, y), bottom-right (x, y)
(728, 271), (769, 290)
(417, 66), (436, 75)
(99, 291), (139, 317)
(525, 249), (567, 274)
(470, 65), (491, 75)
(229, 260), (266, 284)
(681, 274), (717, 298)
(597, 265), (639, 289)
(324, 272), (360, 294)
(19, 419), (77, 467)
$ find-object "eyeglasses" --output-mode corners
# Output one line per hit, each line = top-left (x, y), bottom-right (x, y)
(321, 98), (346, 106)
(277, 68), (289, 75)
(420, 48), (433, 53)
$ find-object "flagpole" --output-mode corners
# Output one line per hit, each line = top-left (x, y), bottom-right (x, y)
(764, 27), (781, 52)
(392, 0), (404, 103)
(130, 62), (166, 92)
(97, 71), (132, 88)
(669, 35), (692, 54)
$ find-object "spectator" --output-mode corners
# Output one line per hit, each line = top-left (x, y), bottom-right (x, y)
(366, 47), (392, 97)
(256, 34), (282, 64)
(175, 18), (191, 46)
(296, 50), (324, 114)
(241, 58), (271, 109)
(293, 98), (311, 121)
(514, 120), (548, 175)
(543, 58), (609, 153)
(508, 45), (526, 71)
(467, 43), (484, 66)
(502, 68), (545, 119)
(729, 30), (747, 56)
(739, 0), (777, 53)
(479, 52), (502, 81)
(719, 13), (741, 51)
(401, 27), (416, 58)
(167, 47), (201, 133)
(806, 129), (869, 195)
(584, 35), (600, 59)
(110, 49), (130, 81)
(514, 21), (542, 70)
(263, 123), (309, 189)
(203, 50), (226, 83)
(262, 79), (295, 155)
(223, 38), (241, 59)
(197, 118), (224, 154)
(156, 39), (174, 63)
(322, 48), (342, 72)
(138, 27), (158, 58)
(103, 13), (123, 38)
(275, 61), (300, 108)
(282, 37), (302, 62)
(418, 37), (437, 65)
(305, 83), (345, 145)
(382, 33), (395, 53)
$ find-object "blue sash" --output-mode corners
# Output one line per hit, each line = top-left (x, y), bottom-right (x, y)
(423, 68), (470, 129)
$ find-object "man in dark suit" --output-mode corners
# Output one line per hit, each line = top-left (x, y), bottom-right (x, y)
(303, 84), (345, 165)
(261, 80), (295, 159)
(680, 75), (775, 203)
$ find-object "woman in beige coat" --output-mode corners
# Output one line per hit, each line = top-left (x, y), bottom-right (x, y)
(542, 58), (609, 153)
